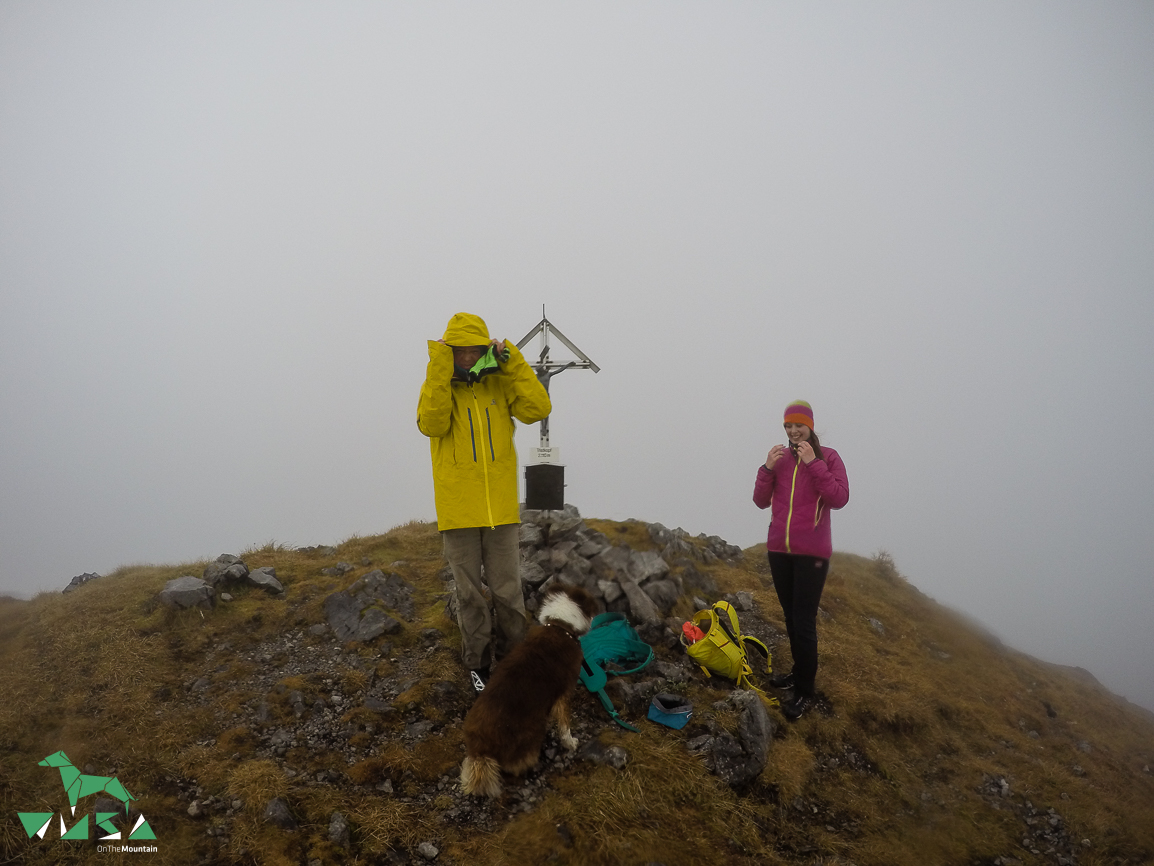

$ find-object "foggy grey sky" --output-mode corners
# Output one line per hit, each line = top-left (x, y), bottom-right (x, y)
(3, 2), (1153, 711)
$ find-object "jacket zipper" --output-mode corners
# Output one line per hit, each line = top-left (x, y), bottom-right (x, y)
(466, 408), (477, 462)
(471, 389), (495, 528)
(785, 457), (800, 553)
(485, 408), (496, 461)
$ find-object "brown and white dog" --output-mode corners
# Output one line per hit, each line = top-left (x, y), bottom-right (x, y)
(460, 583), (598, 798)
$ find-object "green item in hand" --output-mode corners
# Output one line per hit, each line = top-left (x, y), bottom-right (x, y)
(468, 346), (504, 379)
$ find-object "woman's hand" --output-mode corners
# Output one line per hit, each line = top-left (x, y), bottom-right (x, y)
(797, 441), (816, 464)
(765, 444), (787, 469)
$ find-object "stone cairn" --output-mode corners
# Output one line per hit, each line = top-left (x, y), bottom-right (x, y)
(440, 503), (744, 645)
(157, 555), (285, 610)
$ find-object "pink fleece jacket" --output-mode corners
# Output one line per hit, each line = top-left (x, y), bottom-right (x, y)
(752, 446), (850, 559)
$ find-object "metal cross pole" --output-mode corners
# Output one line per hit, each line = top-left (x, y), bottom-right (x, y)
(516, 306), (599, 510)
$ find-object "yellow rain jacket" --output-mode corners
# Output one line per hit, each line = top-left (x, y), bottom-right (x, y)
(417, 313), (552, 530)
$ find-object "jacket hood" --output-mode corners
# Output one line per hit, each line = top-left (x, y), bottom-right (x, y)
(442, 312), (490, 346)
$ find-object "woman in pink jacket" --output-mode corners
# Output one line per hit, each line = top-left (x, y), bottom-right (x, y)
(753, 400), (850, 720)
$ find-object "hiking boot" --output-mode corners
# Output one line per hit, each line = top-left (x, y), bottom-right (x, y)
(782, 694), (814, 721)
(469, 668), (489, 694)
(770, 670), (796, 690)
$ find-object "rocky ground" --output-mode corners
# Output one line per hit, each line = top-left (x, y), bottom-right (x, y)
(136, 506), (1094, 865)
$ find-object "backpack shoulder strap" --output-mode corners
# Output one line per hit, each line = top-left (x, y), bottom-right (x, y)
(578, 614), (651, 732)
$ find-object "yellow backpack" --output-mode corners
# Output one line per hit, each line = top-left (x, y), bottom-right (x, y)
(682, 600), (775, 702)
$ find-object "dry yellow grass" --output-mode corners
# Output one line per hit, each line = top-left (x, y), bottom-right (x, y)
(2, 520), (1153, 866)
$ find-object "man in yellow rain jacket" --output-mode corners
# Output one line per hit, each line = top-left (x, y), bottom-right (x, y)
(417, 312), (552, 692)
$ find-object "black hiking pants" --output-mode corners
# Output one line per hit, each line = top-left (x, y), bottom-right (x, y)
(768, 552), (830, 698)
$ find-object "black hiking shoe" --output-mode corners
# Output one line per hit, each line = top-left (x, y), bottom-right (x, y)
(770, 670), (796, 690)
(782, 694), (814, 721)
(469, 668), (489, 694)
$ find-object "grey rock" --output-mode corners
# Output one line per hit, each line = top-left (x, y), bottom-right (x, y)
(418, 841), (440, 860)
(159, 576), (215, 610)
(358, 607), (403, 641)
(264, 797), (298, 831)
(733, 690), (774, 769)
(323, 591), (403, 643)
(619, 578), (662, 625)
(579, 740), (629, 770)
(322, 570), (415, 642)
(642, 579), (681, 615)
(701, 534), (743, 561)
(550, 540), (578, 570)
(628, 549), (670, 583)
(518, 523), (544, 548)
(678, 562), (718, 595)
(734, 591), (755, 612)
(648, 522), (673, 547)
(247, 566), (284, 595)
(546, 507), (586, 541)
(519, 560), (549, 587)
(707, 733), (748, 783)
(598, 579), (623, 604)
(364, 696), (394, 714)
(348, 570), (416, 620)
(299, 545), (338, 557)
(519, 506), (546, 526)
(329, 812), (350, 848)
(662, 539), (695, 560)
(692, 691), (774, 788)
(204, 555), (249, 587)
(613, 680), (659, 714)
(652, 660), (689, 680)
(559, 558), (592, 585)
(591, 546), (632, 581)
(576, 536), (610, 558)
(868, 617), (885, 635)
(62, 572), (101, 594)
(687, 734), (715, 756)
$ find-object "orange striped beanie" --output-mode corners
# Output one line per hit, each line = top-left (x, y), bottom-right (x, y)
(783, 400), (814, 429)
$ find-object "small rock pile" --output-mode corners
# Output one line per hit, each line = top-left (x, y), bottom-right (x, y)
(976, 775), (1087, 865)
(158, 555), (285, 609)
(441, 505), (738, 645)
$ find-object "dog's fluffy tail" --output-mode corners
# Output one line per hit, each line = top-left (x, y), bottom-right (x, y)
(460, 755), (502, 798)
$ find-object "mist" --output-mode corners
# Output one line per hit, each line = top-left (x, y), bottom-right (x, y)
(2, 2), (1152, 711)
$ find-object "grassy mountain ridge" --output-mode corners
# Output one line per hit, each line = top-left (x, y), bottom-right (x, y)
(1, 517), (1152, 866)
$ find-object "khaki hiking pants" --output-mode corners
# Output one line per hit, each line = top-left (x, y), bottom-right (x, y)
(442, 524), (527, 671)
